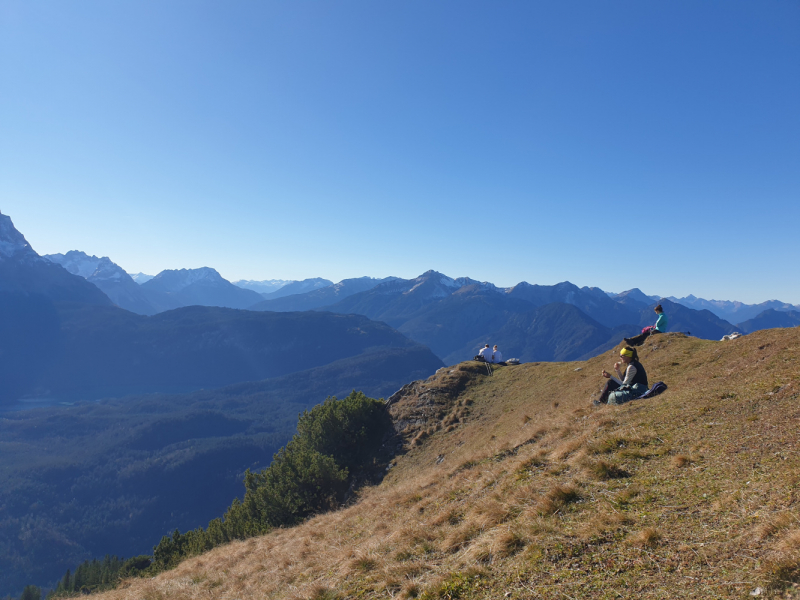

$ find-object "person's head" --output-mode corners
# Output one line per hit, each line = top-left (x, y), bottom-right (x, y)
(654, 304), (663, 314)
(619, 346), (638, 363)
(493, 345), (498, 350)
(485, 344), (490, 348)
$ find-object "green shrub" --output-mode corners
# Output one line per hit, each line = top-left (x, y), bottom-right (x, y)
(151, 391), (393, 569)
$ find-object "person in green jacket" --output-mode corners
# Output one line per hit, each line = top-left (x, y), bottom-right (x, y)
(624, 304), (668, 346)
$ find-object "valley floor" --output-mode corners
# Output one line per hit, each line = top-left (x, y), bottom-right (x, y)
(94, 329), (800, 599)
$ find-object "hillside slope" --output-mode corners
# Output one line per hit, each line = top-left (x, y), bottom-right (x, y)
(0, 346), (443, 595)
(1, 305), (433, 403)
(95, 328), (800, 600)
(251, 277), (395, 312)
(739, 309), (800, 334)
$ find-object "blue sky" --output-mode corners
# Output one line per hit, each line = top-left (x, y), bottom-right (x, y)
(1, 1), (798, 303)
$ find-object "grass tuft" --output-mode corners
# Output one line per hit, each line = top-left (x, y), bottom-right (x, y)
(762, 528), (800, 587)
(583, 458), (630, 480)
(420, 568), (487, 600)
(671, 454), (692, 468)
(615, 485), (641, 505)
(308, 586), (340, 600)
(537, 484), (581, 515)
(630, 527), (662, 548)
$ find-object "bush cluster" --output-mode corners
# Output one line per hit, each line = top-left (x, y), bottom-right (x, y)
(152, 390), (392, 569)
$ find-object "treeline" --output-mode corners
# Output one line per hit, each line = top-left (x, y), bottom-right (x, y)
(11, 391), (393, 598)
(47, 555), (151, 597)
(3, 585), (41, 600)
(1, 555), (153, 599)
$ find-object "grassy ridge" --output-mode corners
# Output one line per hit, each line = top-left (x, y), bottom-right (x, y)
(92, 328), (800, 599)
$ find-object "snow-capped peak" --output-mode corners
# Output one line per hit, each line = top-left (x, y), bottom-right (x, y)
(453, 277), (499, 292)
(403, 270), (468, 298)
(131, 272), (154, 284)
(44, 250), (130, 282)
(45, 251), (101, 278)
(233, 279), (294, 294)
(0, 212), (39, 261)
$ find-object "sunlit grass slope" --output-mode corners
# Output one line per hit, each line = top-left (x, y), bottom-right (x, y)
(96, 329), (800, 600)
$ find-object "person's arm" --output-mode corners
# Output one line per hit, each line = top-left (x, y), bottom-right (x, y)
(611, 362), (624, 385)
(621, 364), (637, 385)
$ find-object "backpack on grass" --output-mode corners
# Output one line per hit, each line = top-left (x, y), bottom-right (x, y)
(634, 381), (668, 400)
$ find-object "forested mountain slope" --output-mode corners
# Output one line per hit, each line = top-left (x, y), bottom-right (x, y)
(739, 309), (800, 334)
(0, 304), (432, 403)
(250, 277), (395, 312)
(319, 271), (740, 364)
(96, 327), (800, 600)
(0, 346), (442, 596)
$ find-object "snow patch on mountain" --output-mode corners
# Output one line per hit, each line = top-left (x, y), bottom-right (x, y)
(131, 273), (154, 284)
(44, 251), (130, 283)
(0, 212), (38, 260)
(403, 271), (483, 299)
(233, 279), (294, 294)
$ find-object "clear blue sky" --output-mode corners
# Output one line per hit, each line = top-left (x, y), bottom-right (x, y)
(1, 1), (798, 303)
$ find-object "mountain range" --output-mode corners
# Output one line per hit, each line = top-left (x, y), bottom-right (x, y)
(250, 276), (396, 311)
(139, 267), (264, 311)
(231, 278), (294, 294)
(0, 213), (442, 405)
(252, 271), (741, 364)
(0, 214), (111, 307)
(35, 223), (799, 342)
(737, 308), (800, 333)
(665, 294), (800, 323)
(257, 277), (333, 299)
(5, 209), (800, 379)
(44, 252), (267, 314)
(45, 250), (158, 315)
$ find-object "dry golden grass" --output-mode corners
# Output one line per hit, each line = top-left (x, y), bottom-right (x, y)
(672, 454), (693, 468)
(93, 328), (800, 600)
(629, 527), (663, 548)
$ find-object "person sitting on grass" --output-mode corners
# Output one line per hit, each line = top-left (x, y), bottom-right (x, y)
(624, 304), (668, 347)
(594, 346), (649, 406)
(491, 345), (503, 364)
(477, 344), (492, 362)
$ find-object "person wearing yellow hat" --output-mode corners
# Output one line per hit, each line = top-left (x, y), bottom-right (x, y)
(593, 346), (649, 405)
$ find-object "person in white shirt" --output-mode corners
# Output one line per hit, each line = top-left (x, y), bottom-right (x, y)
(492, 345), (503, 364)
(478, 344), (492, 362)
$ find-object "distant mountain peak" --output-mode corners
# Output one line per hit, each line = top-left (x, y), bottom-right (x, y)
(453, 277), (500, 292)
(0, 213), (39, 261)
(233, 279), (294, 294)
(405, 271), (462, 298)
(44, 250), (130, 283)
(145, 267), (225, 292)
(614, 288), (659, 306)
(131, 272), (154, 284)
(331, 276), (394, 293)
(0, 213), (113, 305)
